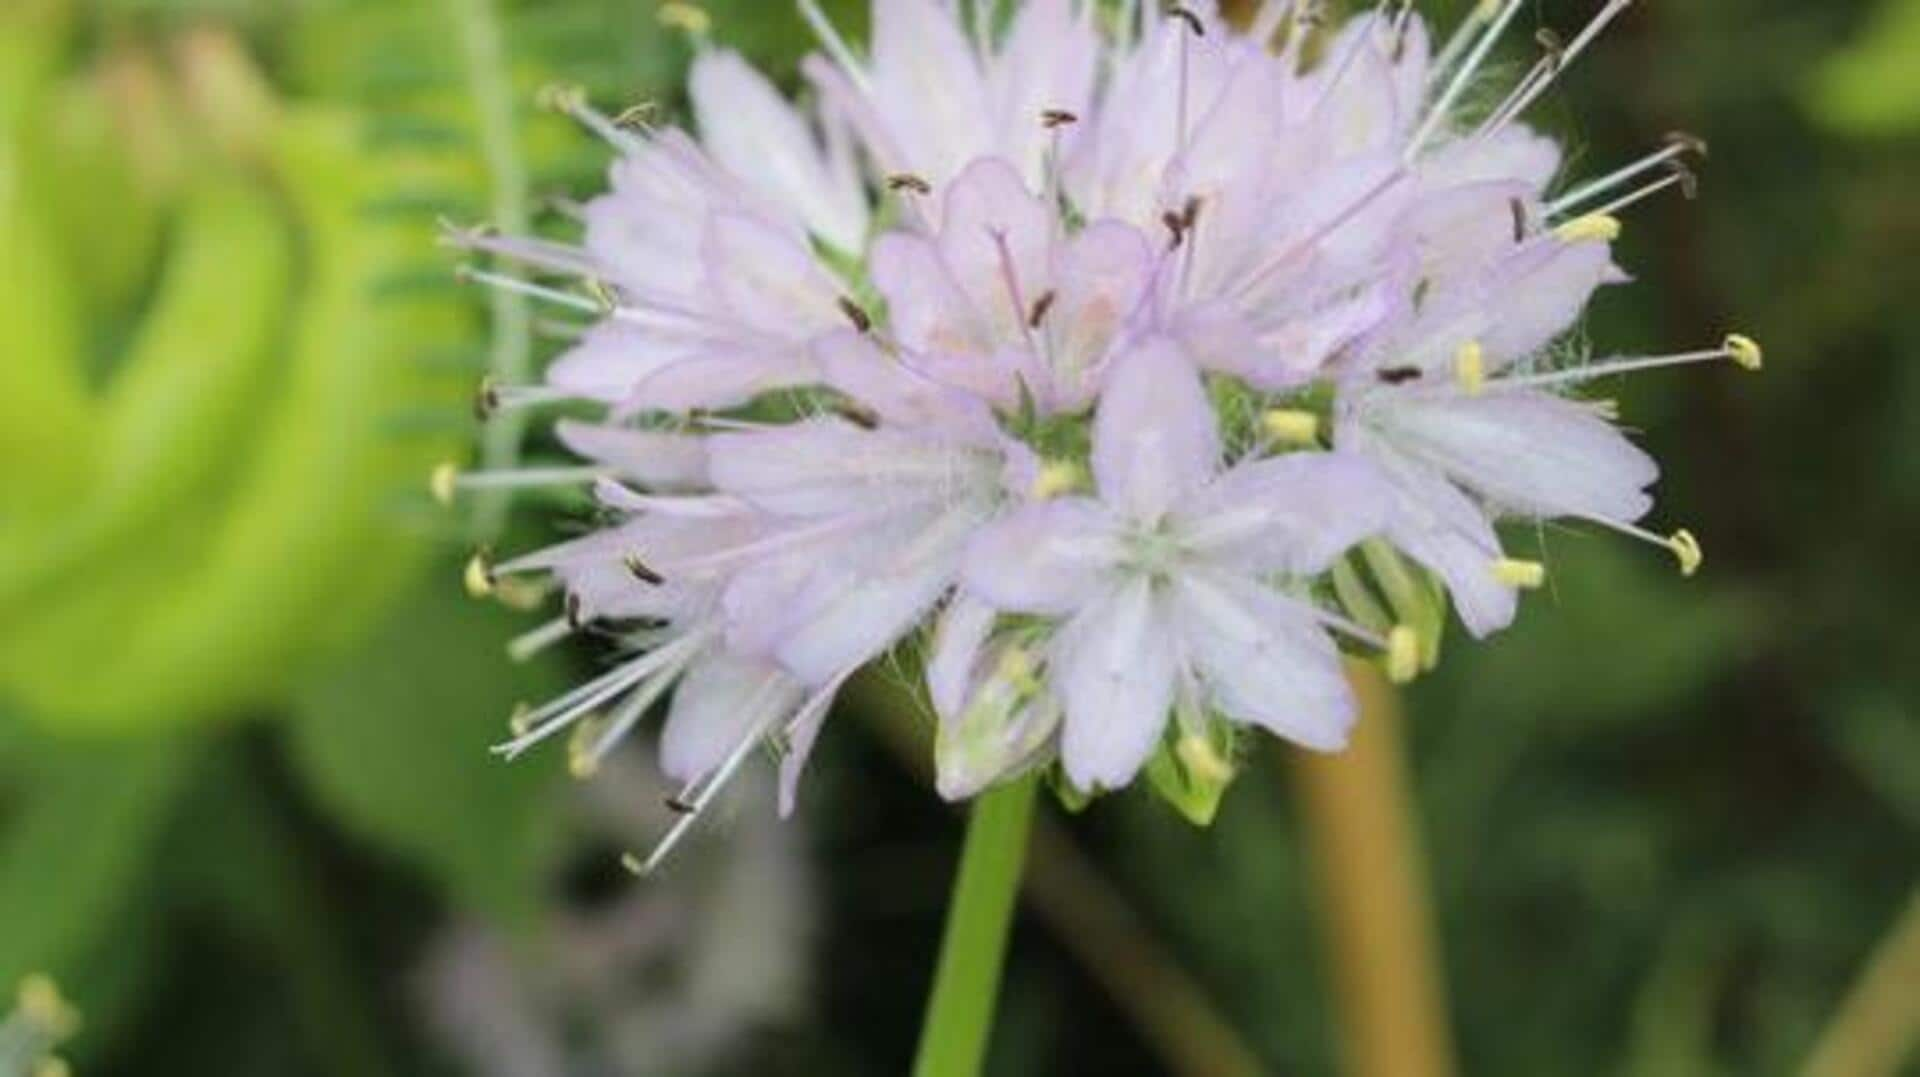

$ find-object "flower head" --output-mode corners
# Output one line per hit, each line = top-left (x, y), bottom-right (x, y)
(449, 0), (1752, 865)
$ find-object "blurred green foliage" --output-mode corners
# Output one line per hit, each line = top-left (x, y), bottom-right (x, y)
(0, 0), (1914, 1075)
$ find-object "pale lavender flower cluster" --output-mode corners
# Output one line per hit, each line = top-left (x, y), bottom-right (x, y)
(452, 0), (1758, 867)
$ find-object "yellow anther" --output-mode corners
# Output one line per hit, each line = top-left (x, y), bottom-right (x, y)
(1724, 333), (1763, 371)
(1668, 529), (1704, 577)
(16, 976), (79, 1038)
(535, 83), (588, 114)
(1554, 213), (1623, 244)
(1176, 734), (1236, 785)
(657, 1), (712, 34)
(620, 852), (645, 876)
(1454, 340), (1486, 396)
(1492, 557), (1547, 590)
(430, 462), (460, 507)
(1386, 625), (1421, 685)
(1261, 408), (1321, 445)
(463, 551), (496, 599)
(568, 717), (607, 779)
(1031, 460), (1084, 500)
(1591, 398), (1622, 421)
(508, 703), (535, 738)
(994, 647), (1041, 692)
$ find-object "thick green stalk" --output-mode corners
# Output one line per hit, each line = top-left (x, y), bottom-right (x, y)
(912, 774), (1040, 1077)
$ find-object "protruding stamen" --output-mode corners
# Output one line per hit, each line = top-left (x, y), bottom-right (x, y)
(507, 618), (573, 663)
(1668, 530), (1704, 577)
(1555, 213), (1623, 244)
(656, 1), (711, 35)
(1495, 338), (1763, 391)
(434, 464), (608, 503)
(1724, 333), (1764, 371)
(797, 0), (871, 93)
(1176, 735), (1235, 784)
(1454, 340), (1487, 395)
(1262, 408), (1322, 445)
(1584, 169), (1692, 222)
(1031, 460), (1085, 500)
(1549, 135), (1705, 217)
(1386, 625), (1422, 684)
(464, 550), (497, 599)
(1476, 0), (1636, 138)
(536, 84), (645, 153)
(1492, 557), (1547, 590)
(1407, 0), (1525, 160)
(568, 715), (609, 778)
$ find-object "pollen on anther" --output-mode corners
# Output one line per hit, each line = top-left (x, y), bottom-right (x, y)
(656, 1), (712, 35)
(1454, 340), (1487, 396)
(1724, 333), (1763, 371)
(464, 551), (497, 599)
(1555, 213), (1623, 244)
(1492, 558), (1547, 590)
(1386, 625), (1421, 685)
(430, 462), (460, 507)
(1668, 530), (1705, 577)
(1031, 460), (1083, 500)
(1262, 409), (1321, 446)
(1176, 735), (1235, 784)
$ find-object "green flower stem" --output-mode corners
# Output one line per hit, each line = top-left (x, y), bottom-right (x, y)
(913, 773), (1041, 1077)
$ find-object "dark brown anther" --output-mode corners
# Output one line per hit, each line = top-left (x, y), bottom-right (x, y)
(837, 296), (873, 334)
(1668, 161), (1700, 200)
(473, 376), (499, 421)
(1180, 195), (1202, 231)
(1377, 366), (1424, 385)
(565, 592), (587, 629)
(1165, 3), (1205, 35)
(886, 173), (933, 196)
(1041, 108), (1079, 129)
(1510, 197), (1530, 243)
(1162, 209), (1188, 251)
(665, 796), (697, 815)
(1027, 290), (1058, 330)
(623, 554), (667, 586)
(832, 401), (881, 430)
(1664, 130), (1709, 159)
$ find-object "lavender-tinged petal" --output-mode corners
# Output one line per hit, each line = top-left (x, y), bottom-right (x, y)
(936, 157), (1054, 345)
(662, 651), (805, 784)
(870, 232), (993, 356)
(690, 49), (870, 253)
(778, 668), (855, 817)
(927, 595), (997, 720)
(1047, 221), (1155, 405)
(1380, 390), (1657, 524)
(1053, 578), (1177, 792)
(962, 500), (1119, 616)
(701, 210), (845, 334)
(1091, 339), (1222, 523)
(1180, 452), (1394, 576)
(991, 0), (1099, 187)
(869, 0), (993, 185)
(1172, 573), (1355, 752)
(1482, 240), (1620, 364)
(556, 419), (709, 488)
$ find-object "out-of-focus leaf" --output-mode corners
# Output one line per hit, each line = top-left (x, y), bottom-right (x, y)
(288, 565), (571, 924)
(0, 729), (191, 989)
(1809, 0), (1920, 135)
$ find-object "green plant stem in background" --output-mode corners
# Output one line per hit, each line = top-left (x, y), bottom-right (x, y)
(446, 0), (532, 542)
(1802, 888), (1920, 1077)
(913, 773), (1040, 1077)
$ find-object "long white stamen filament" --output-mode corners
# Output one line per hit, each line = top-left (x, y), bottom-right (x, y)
(494, 648), (681, 759)
(1429, 0), (1501, 85)
(583, 642), (705, 766)
(1549, 141), (1694, 216)
(1494, 346), (1746, 392)
(796, 0), (872, 95)
(1582, 169), (1691, 221)
(459, 265), (740, 337)
(638, 680), (790, 874)
(1479, 0), (1635, 138)
(1313, 608), (1389, 650)
(507, 618), (574, 663)
(542, 88), (647, 154)
(1233, 167), (1408, 301)
(447, 465), (608, 496)
(1406, 0), (1524, 161)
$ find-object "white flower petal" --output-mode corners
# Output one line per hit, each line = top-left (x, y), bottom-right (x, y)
(1092, 339), (1221, 523)
(1054, 579), (1176, 791)
(1179, 451), (1393, 576)
(962, 500), (1120, 615)
(1172, 572), (1355, 752)
(662, 652), (804, 784)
